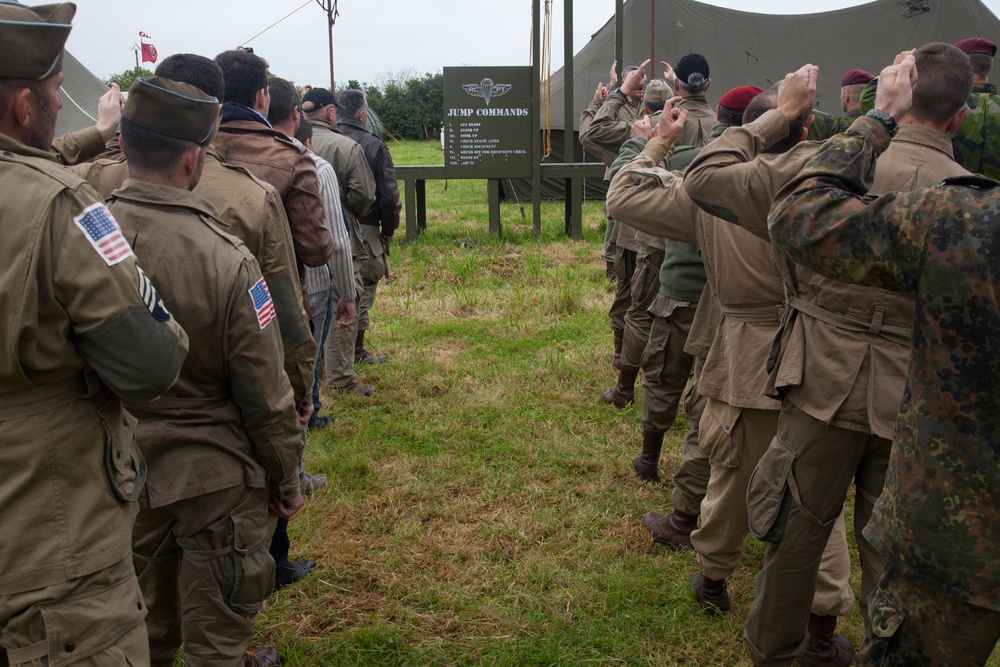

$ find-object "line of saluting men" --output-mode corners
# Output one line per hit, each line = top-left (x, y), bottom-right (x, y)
(583, 34), (999, 667)
(0, 1), (403, 666)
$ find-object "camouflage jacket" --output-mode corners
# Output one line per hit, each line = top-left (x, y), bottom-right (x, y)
(767, 116), (1000, 611)
(806, 108), (861, 142)
(950, 82), (1000, 180)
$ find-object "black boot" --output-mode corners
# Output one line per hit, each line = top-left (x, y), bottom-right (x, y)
(691, 573), (730, 615)
(632, 430), (664, 481)
(801, 614), (855, 667)
(601, 365), (639, 408)
(611, 329), (623, 370)
(354, 329), (386, 364)
(642, 509), (698, 550)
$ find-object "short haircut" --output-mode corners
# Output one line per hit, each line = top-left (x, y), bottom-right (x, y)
(716, 105), (743, 127)
(644, 101), (666, 115)
(266, 77), (298, 125)
(338, 89), (367, 120)
(678, 73), (709, 96)
(0, 77), (41, 114)
(294, 117), (313, 144)
(155, 54), (225, 100)
(214, 49), (269, 107)
(119, 116), (196, 172)
(969, 53), (993, 79)
(910, 42), (974, 125)
(744, 85), (806, 153)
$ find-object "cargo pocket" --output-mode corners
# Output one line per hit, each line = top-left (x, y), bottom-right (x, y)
(747, 437), (795, 542)
(221, 504), (275, 616)
(37, 571), (146, 666)
(97, 398), (146, 503)
(699, 401), (744, 468)
(862, 586), (906, 666)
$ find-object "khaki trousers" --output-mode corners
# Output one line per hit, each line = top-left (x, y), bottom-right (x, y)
(860, 563), (1000, 666)
(744, 401), (890, 667)
(324, 266), (364, 388)
(608, 247), (636, 334)
(621, 247), (664, 370)
(670, 355), (709, 517)
(691, 400), (853, 620)
(601, 212), (618, 264)
(133, 486), (274, 667)
(0, 557), (148, 666)
(640, 296), (696, 433)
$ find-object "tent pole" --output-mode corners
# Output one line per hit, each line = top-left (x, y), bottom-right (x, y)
(533, 0), (542, 238)
(615, 0), (624, 72)
(650, 0), (655, 69)
(564, 0), (581, 238)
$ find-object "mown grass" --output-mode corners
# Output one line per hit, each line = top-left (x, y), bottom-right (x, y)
(255, 141), (998, 666)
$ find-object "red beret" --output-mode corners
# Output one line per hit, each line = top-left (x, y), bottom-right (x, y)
(841, 69), (875, 87)
(955, 37), (997, 57)
(717, 85), (764, 114)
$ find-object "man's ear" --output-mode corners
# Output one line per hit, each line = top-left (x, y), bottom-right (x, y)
(182, 144), (201, 178)
(254, 87), (269, 115)
(704, 78), (711, 93)
(11, 86), (34, 130)
(946, 105), (971, 134)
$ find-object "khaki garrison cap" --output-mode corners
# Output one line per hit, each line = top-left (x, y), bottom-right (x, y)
(124, 76), (220, 146)
(643, 79), (674, 104)
(0, 1), (75, 80)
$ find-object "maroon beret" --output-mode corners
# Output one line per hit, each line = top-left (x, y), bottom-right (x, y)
(841, 69), (875, 87)
(955, 37), (997, 57)
(718, 85), (764, 114)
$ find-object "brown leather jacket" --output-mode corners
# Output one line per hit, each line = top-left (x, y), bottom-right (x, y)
(213, 117), (333, 271)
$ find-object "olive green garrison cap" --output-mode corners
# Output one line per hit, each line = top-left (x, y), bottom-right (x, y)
(124, 76), (220, 145)
(0, 1), (76, 80)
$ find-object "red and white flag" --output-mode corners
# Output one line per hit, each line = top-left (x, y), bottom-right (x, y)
(139, 31), (157, 64)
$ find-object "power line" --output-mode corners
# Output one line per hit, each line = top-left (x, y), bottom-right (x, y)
(241, 0), (313, 46)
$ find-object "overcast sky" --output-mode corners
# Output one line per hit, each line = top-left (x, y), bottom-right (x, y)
(66, 0), (1000, 88)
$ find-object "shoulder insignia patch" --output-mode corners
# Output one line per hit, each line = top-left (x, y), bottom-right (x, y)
(249, 277), (276, 329)
(135, 264), (172, 322)
(73, 202), (134, 266)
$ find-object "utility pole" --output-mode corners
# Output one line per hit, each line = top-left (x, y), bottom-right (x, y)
(318, 0), (338, 88)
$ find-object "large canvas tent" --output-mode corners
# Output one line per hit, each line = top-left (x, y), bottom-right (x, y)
(506, 0), (1000, 200)
(56, 51), (110, 139)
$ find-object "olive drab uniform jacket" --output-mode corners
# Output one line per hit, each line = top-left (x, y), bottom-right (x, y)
(0, 134), (189, 594)
(606, 136), (785, 413)
(108, 180), (303, 506)
(307, 118), (376, 261)
(72, 150), (317, 412)
(768, 116), (1000, 612)
(950, 81), (1000, 180)
(684, 111), (968, 439)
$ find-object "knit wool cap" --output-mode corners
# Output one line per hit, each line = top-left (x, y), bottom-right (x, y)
(643, 78), (674, 103)
(674, 53), (710, 85)
(955, 37), (997, 57)
(718, 85), (764, 114)
(0, 1), (75, 80)
(841, 69), (875, 87)
(124, 77), (220, 145)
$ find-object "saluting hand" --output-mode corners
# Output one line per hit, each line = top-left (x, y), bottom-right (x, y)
(631, 116), (653, 139)
(622, 59), (651, 96)
(661, 61), (677, 88)
(95, 84), (124, 143)
(875, 53), (917, 120)
(651, 96), (687, 144)
(776, 64), (819, 123)
(609, 59), (619, 88)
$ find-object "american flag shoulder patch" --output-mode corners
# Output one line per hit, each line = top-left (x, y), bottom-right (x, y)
(248, 277), (276, 329)
(73, 202), (134, 266)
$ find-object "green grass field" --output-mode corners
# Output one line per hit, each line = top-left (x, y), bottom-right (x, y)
(254, 140), (998, 666)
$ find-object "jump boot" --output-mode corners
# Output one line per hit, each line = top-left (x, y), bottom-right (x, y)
(355, 329), (387, 364)
(641, 509), (698, 550)
(632, 430), (664, 481)
(611, 329), (623, 370)
(601, 365), (638, 408)
(691, 573), (730, 615)
(800, 614), (855, 667)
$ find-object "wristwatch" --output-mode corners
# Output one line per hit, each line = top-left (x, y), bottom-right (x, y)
(613, 87), (628, 100)
(865, 108), (899, 138)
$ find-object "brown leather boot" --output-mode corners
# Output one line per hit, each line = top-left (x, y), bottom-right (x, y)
(243, 646), (281, 666)
(642, 509), (698, 550)
(801, 614), (855, 667)
(691, 573), (730, 615)
(601, 365), (638, 408)
(611, 330), (623, 370)
(632, 430), (664, 481)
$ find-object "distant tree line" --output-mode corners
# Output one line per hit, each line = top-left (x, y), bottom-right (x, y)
(342, 71), (443, 141)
